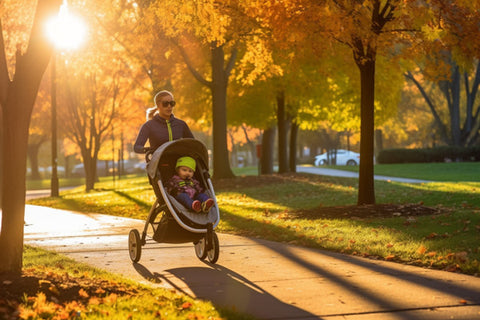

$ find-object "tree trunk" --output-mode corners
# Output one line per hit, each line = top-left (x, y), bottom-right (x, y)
(356, 59), (376, 205)
(64, 154), (72, 179)
(0, 0), (62, 274)
(439, 64), (461, 146)
(210, 46), (234, 179)
(289, 120), (298, 172)
(464, 62), (480, 135)
(84, 158), (97, 191)
(260, 127), (276, 175)
(277, 90), (289, 173)
(1, 91), (31, 273)
(81, 145), (100, 191)
(27, 143), (43, 180)
(0, 107), (2, 208)
(241, 124), (257, 166)
(375, 129), (383, 155)
(179, 43), (236, 179)
(228, 129), (237, 167)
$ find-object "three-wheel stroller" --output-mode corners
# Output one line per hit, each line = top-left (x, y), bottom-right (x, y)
(128, 138), (220, 264)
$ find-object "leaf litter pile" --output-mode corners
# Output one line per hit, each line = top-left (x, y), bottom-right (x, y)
(291, 203), (440, 220)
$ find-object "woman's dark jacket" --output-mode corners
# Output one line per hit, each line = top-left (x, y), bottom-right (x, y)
(133, 114), (194, 153)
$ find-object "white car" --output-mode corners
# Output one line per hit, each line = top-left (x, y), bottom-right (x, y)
(314, 149), (360, 166)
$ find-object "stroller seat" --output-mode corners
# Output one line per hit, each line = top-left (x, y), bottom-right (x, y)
(146, 138), (219, 230)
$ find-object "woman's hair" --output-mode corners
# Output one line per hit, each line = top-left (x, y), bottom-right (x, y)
(146, 106), (158, 120)
(154, 90), (174, 107)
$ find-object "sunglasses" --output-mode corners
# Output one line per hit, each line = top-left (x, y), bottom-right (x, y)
(161, 100), (176, 107)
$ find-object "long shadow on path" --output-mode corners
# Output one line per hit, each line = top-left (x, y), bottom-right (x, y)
(249, 237), (480, 319)
(131, 235), (480, 320)
(133, 262), (318, 319)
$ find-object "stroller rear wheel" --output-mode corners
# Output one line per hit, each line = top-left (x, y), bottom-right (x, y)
(128, 229), (142, 263)
(207, 232), (219, 264)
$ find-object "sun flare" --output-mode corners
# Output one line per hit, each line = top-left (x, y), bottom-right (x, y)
(45, 2), (87, 50)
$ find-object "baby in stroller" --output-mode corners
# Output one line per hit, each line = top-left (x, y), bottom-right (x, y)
(166, 156), (214, 213)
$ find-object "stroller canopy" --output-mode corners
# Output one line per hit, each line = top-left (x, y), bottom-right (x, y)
(147, 138), (209, 180)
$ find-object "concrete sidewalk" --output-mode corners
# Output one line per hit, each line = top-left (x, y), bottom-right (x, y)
(23, 205), (480, 319)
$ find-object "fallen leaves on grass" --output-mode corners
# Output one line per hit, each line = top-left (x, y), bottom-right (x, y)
(0, 268), (137, 319)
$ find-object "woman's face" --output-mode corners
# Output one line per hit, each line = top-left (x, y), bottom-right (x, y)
(157, 94), (175, 120)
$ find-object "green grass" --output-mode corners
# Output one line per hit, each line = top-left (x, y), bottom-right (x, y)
(232, 179), (479, 269)
(27, 164), (480, 276)
(325, 162), (480, 182)
(26, 174), (141, 190)
(16, 246), (253, 320)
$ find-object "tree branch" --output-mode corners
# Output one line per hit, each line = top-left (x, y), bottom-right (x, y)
(404, 71), (450, 143)
(175, 42), (212, 88)
(224, 43), (238, 78)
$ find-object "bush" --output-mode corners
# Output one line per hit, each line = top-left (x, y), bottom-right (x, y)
(377, 146), (480, 164)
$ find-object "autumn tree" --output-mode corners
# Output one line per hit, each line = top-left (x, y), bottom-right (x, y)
(325, 0), (398, 204)
(98, 0), (179, 94)
(0, 0), (62, 274)
(58, 55), (139, 190)
(144, 0), (286, 179)
(228, 77), (277, 173)
(404, 1), (480, 147)
(405, 59), (480, 147)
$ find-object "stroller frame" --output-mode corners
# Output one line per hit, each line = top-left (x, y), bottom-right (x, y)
(128, 138), (220, 264)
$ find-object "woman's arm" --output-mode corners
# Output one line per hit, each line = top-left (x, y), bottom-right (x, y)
(133, 124), (149, 153)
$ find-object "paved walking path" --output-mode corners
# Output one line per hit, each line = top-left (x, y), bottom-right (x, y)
(296, 166), (432, 183)
(22, 205), (480, 319)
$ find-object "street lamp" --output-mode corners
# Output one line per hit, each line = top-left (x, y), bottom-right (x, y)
(45, 1), (86, 197)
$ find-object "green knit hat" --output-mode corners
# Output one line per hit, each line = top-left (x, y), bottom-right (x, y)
(176, 156), (196, 171)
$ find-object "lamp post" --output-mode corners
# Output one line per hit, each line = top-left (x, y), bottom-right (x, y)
(50, 52), (59, 196)
(46, 1), (86, 197)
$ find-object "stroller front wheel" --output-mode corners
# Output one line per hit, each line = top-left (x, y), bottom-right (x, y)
(128, 229), (142, 263)
(194, 238), (207, 260)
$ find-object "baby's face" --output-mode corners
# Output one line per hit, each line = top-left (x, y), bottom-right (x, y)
(177, 166), (194, 179)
